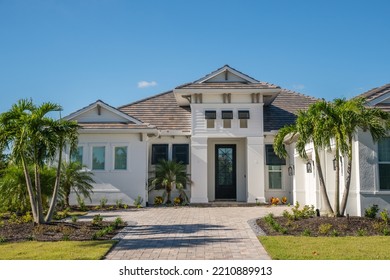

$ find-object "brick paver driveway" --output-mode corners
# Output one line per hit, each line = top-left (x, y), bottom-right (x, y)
(99, 206), (288, 260)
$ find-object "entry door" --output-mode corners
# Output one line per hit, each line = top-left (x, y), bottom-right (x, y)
(215, 144), (236, 199)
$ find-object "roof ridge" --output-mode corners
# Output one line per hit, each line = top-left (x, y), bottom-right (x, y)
(356, 83), (390, 100)
(280, 88), (319, 102)
(118, 90), (173, 109)
(193, 65), (260, 83)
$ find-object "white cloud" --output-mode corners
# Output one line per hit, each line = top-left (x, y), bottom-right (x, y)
(138, 81), (157, 88)
(292, 84), (305, 90)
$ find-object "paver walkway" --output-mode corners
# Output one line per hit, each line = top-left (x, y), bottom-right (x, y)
(96, 206), (288, 260)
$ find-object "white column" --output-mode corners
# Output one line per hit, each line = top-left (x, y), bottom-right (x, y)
(247, 136), (265, 203)
(190, 137), (209, 203)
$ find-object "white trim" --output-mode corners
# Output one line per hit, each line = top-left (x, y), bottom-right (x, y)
(195, 65), (259, 84)
(65, 100), (143, 124)
(367, 91), (390, 106)
(112, 144), (130, 172)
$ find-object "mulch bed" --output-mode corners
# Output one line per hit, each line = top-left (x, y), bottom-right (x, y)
(257, 215), (388, 237)
(0, 219), (125, 242)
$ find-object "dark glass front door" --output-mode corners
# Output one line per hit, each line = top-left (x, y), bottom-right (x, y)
(215, 144), (236, 199)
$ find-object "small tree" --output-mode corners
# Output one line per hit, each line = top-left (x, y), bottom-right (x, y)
(60, 161), (95, 208)
(0, 99), (79, 223)
(150, 159), (191, 204)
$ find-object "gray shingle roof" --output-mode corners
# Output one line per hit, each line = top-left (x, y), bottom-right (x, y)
(119, 88), (317, 133)
(263, 89), (318, 131)
(118, 91), (192, 131)
(356, 83), (390, 111)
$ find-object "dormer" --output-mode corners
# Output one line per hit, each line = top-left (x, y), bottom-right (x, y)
(173, 65), (281, 106)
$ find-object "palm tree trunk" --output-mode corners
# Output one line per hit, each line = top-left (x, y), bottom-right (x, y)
(34, 164), (45, 224)
(340, 137), (353, 216)
(314, 148), (333, 215)
(21, 157), (39, 223)
(45, 140), (63, 222)
(334, 145), (340, 217)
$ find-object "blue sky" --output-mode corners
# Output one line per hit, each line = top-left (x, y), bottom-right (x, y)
(1, 0), (390, 116)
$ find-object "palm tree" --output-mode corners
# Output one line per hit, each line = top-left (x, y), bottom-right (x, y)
(274, 101), (334, 215)
(150, 159), (191, 204)
(0, 99), (79, 223)
(333, 98), (390, 216)
(60, 161), (95, 208)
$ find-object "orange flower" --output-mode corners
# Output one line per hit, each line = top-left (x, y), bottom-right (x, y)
(281, 197), (288, 204)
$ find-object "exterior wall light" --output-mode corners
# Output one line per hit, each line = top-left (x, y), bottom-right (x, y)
(306, 161), (313, 173)
(288, 165), (295, 176)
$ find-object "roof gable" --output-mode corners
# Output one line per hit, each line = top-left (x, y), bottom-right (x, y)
(65, 100), (142, 124)
(194, 65), (259, 84)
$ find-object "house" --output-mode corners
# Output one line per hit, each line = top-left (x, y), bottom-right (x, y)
(64, 65), (390, 216)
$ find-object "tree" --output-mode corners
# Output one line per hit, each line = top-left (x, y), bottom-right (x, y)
(332, 98), (390, 216)
(275, 97), (390, 217)
(0, 99), (79, 224)
(274, 101), (334, 215)
(149, 159), (191, 204)
(60, 161), (95, 208)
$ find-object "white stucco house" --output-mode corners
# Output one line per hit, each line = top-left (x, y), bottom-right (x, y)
(65, 65), (390, 216)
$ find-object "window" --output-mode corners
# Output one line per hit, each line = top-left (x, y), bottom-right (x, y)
(378, 137), (390, 190)
(172, 144), (189, 165)
(265, 144), (286, 165)
(269, 165), (282, 189)
(238, 110), (249, 128)
(71, 146), (83, 164)
(205, 110), (216, 129)
(114, 146), (127, 170)
(222, 110), (233, 128)
(92, 146), (105, 170)
(152, 144), (168, 164)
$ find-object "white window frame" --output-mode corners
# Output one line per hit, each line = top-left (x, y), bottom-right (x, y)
(91, 145), (107, 171)
(112, 144), (129, 171)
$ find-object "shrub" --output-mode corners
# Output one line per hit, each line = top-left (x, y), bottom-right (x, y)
(380, 209), (389, 224)
(173, 197), (181, 205)
(356, 228), (367, 236)
(112, 217), (124, 228)
(290, 202), (316, 220)
(92, 214), (103, 226)
(116, 199), (123, 209)
(364, 204), (379, 219)
(21, 212), (33, 223)
(331, 229), (340, 237)
(100, 197), (108, 208)
(71, 216), (78, 223)
(270, 197), (280, 205)
(0, 236), (6, 243)
(133, 196), (143, 208)
(383, 227), (390, 236)
(77, 196), (87, 211)
(154, 196), (163, 205)
(318, 223), (333, 235)
(263, 213), (288, 234)
(302, 229), (311, 236)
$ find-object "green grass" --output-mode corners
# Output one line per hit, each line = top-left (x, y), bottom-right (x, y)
(259, 236), (390, 260)
(0, 240), (117, 260)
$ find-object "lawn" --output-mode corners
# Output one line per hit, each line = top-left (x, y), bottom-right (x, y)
(0, 240), (117, 260)
(259, 236), (390, 260)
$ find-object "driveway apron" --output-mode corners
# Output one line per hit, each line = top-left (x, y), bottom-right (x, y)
(102, 206), (288, 260)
